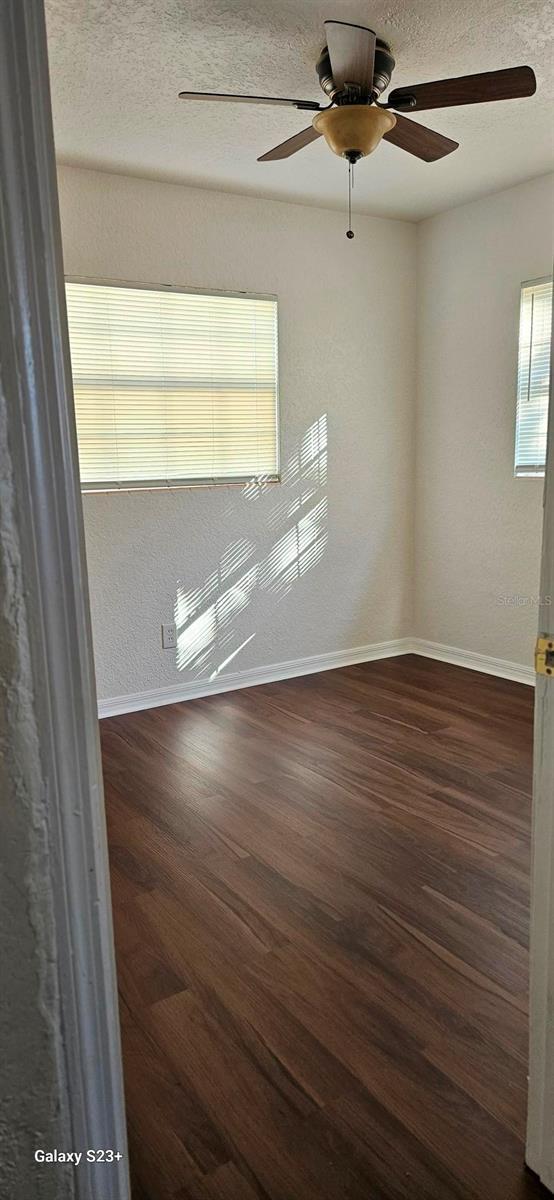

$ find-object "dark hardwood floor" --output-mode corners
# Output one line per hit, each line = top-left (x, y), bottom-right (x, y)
(101, 654), (547, 1200)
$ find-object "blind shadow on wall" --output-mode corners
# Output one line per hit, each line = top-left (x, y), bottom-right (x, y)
(173, 416), (328, 679)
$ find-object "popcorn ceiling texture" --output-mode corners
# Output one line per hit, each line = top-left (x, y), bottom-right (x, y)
(57, 165), (417, 702)
(46, 0), (554, 220)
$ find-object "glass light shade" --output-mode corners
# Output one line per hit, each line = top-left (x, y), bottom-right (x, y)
(312, 105), (396, 158)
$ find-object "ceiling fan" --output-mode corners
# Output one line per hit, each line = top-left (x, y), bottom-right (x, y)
(179, 19), (536, 236)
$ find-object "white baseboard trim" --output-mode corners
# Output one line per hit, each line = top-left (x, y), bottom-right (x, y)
(98, 637), (412, 718)
(98, 636), (535, 718)
(410, 638), (535, 687)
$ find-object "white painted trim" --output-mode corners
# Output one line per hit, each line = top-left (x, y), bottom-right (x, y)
(410, 638), (535, 686)
(98, 638), (412, 717)
(98, 635), (537, 718)
(526, 311), (554, 1191)
(0, 3), (129, 1196)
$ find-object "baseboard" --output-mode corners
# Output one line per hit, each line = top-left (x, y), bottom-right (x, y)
(409, 638), (535, 687)
(97, 637), (412, 718)
(98, 635), (535, 718)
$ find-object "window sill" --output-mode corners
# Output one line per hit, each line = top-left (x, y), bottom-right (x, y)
(81, 477), (281, 494)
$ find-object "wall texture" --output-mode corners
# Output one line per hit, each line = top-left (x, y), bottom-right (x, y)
(58, 167), (553, 701)
(415, 174), (554, 667)
(0, 363), (72, 1198)
(57, 166), (417, 702)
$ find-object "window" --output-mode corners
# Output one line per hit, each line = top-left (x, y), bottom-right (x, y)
(514, 277), (552, 477)
(65, 280), (279, 491)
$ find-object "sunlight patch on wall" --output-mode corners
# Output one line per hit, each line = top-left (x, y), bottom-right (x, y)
(242, 474), (275, 501)
(175, 562), (257, 671)
(174, 415), (328, 677)
(209, 633), (256, 679)
(267, 414), (327, 529)
(260, 498), (328, 597)
(175, 537), (255, 630)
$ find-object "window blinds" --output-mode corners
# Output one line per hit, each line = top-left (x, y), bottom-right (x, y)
(514, 278), (552, 476)
(65, 281), (279, 490)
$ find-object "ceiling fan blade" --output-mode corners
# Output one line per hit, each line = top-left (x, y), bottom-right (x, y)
(324, 20), (376, 94)
(383, 113), (459, 161)
(388, 66), (536, 112)
(258, 125), (322, 162)
(178, 91), (322, 111)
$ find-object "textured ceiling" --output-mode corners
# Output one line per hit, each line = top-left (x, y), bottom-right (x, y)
(45, 0), (554, 221)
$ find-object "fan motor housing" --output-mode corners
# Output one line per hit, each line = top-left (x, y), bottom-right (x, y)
(316, 38), (395, 103)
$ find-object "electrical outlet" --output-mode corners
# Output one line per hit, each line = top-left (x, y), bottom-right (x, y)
(161, 622), (177, 650)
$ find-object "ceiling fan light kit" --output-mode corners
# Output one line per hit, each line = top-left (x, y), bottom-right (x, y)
(312, 105), (396, 161)
(179, 18), (537, 239)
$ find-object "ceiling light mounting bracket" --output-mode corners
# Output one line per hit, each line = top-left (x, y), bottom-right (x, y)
(379, 94), (417, 111)
(293, 99), (325, 111)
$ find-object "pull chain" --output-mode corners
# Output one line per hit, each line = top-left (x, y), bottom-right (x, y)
(346, 157), (354, 239)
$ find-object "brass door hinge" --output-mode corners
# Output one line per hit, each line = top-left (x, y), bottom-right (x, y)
(535, 635), (554, 676)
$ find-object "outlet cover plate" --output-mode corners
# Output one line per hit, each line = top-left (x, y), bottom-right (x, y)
(161, 623), (177, 650)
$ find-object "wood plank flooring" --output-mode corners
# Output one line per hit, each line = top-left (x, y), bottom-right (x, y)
(101, 655), (548, 1200)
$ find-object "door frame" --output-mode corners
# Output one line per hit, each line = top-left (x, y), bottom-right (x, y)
(0, 2), (129, 1196)
(526, 325), (554, 1192)
(2, 0), (553, 1195)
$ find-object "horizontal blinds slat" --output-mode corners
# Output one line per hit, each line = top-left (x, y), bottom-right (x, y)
(514, 279), (552, 474)
(65, 282), (279, 488)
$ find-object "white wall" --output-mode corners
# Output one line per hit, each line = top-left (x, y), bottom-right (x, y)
(416, 174), (554, 667)
(58, 167), (554, 702)
(57, 166), (417, 702)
